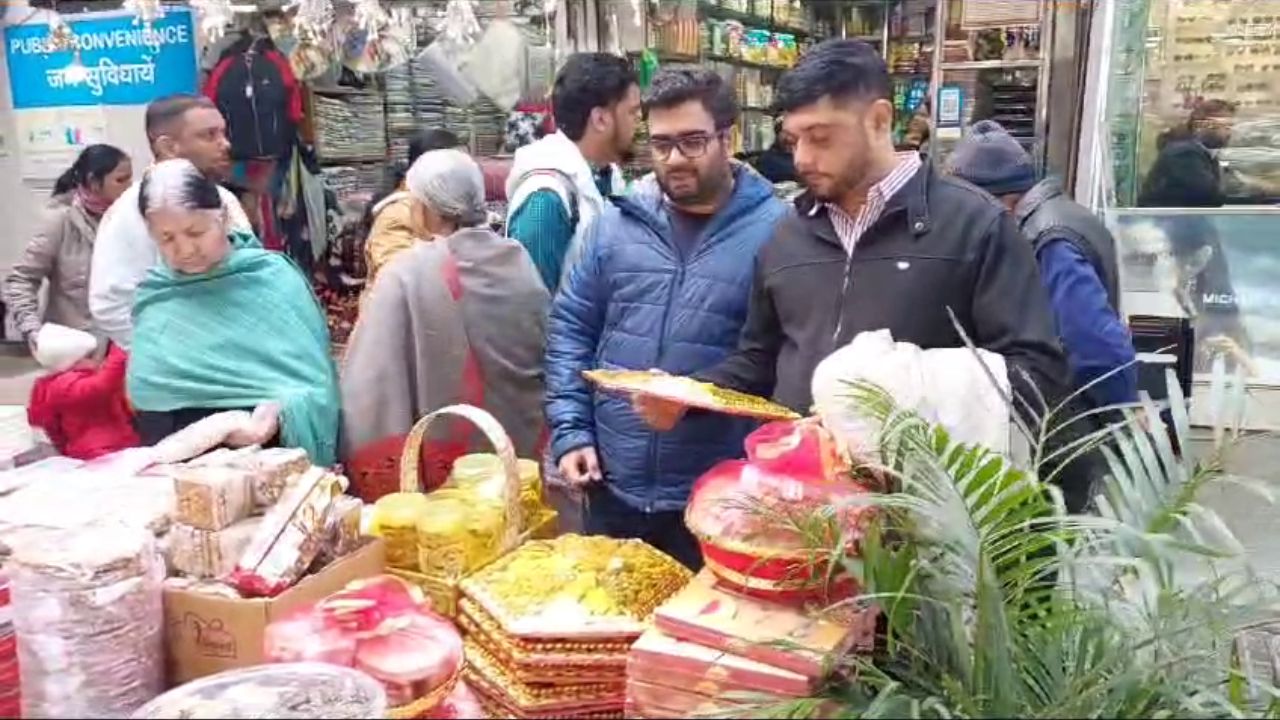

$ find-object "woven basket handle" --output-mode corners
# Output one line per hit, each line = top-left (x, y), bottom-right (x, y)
(399, 404), (521, 553)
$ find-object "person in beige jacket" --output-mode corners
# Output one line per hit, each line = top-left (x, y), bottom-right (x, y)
(3, 144), (132, 350)
(361, 129), (462, 302)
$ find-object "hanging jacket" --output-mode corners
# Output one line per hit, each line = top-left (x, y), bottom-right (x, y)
(28, 344), (139, 461)
(205, 35), (303, 160)
(545, 165), (788, 513)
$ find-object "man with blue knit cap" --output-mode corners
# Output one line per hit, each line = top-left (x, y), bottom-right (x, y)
(949, 120), (1137, 408)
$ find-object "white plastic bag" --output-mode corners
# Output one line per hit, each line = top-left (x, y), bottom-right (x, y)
(33, 323), (97, 372)
(461, 19), (527, 110)
(811, 329), (1012, 459)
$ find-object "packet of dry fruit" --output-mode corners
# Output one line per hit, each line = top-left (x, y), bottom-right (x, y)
(230, 467), (346, 597)
(167, 517), (264, 579)
(314, 495), (364, 569)
(231, 447), (311, 508)
(173, 466), (253, 531)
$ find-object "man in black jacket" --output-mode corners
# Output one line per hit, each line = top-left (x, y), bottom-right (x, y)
(635, 40), (1096, 509)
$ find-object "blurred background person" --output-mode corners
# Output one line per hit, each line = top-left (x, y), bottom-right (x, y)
(4, 144), (132, 350)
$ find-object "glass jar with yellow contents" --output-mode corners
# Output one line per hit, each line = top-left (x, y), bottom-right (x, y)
(369, 492), (429, 570)
(416, 495), (504, 581)
(516, 459), (545, 522)
(448, 453), (526, 531)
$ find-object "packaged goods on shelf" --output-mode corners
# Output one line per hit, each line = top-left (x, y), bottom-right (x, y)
(132, 662), (389, 719)
(10, 525), (164, 718)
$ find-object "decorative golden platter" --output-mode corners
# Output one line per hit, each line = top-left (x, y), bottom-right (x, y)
(457, 600), (628, 684)
(582, 369), (800, 422)
(463, 640), (626, 711)
(458, 535), (692, 641)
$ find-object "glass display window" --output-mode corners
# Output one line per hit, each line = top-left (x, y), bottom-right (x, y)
(1110, 0), (1280, 208)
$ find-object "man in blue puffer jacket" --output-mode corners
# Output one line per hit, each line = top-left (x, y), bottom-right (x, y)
(545, 69), (787, 569)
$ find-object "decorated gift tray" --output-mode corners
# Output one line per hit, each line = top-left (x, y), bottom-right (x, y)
(582, 370), (800, 422)
(464, 640), (625, 715)
(458, 535), (692, 641)
(458, 599), (628, 683)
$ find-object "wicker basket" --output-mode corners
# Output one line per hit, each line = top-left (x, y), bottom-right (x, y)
(400, 405), (523, 573)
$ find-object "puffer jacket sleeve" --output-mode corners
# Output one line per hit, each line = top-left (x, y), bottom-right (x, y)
(544, 218), (608, 464)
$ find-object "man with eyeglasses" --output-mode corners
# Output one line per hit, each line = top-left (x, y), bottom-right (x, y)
(544, 69), (787, 569)
(634, 40), (1101, 513)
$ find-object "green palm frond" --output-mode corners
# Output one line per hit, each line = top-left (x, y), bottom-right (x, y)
(756, 367), (1278, 720)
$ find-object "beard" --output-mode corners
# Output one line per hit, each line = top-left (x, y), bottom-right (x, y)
(656, 165), (728, 207)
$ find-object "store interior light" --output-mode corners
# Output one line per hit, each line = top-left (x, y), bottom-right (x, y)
(231, 4), (258, 12)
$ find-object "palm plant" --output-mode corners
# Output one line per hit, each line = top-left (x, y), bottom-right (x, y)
(756, 368), (1280, 719)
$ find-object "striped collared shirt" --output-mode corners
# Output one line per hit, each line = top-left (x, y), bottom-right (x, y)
(814, 152), (923, 255)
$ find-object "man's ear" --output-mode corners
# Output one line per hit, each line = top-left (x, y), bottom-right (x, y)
(152, 134), (177, 159)
(869, 99), (895, 135)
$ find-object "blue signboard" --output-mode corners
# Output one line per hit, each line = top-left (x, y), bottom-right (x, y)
(4, 8), (198, 109)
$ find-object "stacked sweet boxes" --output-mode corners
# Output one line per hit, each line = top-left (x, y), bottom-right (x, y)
(0, 572), (16, 717)
(456, 536), (692, 719)
(625, 570), (878, 718)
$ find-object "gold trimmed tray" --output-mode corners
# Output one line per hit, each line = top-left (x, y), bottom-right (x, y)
(459, 535), (693, 641)
(582, 369), (800, 422)
(464, 639), (626, 714)
(458, 601), (629, 684)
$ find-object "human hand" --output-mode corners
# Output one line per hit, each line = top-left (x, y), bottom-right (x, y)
(227, 402), (281, 447)
(558, 446), (603, 486)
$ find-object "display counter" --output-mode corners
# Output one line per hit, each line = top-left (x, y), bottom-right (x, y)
(1107, 207), (1280, 430)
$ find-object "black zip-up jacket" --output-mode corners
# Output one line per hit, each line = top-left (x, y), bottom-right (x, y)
(702, 161), (1070, 410)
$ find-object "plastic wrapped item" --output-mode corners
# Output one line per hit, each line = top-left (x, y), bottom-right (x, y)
(460, 535), (692, 641)
(686, 419), (869, 601)
(369, 492), (429, 570)
(264, 576), (463, 718)
(232, 447), (311, 508)
(10, 525), (164, 718)
(168, 517), (264, 579)
(151, 410), (254, 465)
(132, 662), (388, 719)
(424, 681), (485, 719)
(174, 466), (254, 531)
(461, 19), (526, 110)
(416, 494), (503, 581)
(628, 628), (814, 697)
(316, 495), (364, 568)
(231, 468), (345, 597)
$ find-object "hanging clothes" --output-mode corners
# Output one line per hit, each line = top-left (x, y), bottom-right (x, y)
(205, 34), (303, 161)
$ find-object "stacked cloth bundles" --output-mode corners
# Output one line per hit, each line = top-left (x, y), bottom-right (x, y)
(457, 535), (692, 719)
(626, 570), (879, 718)
(0, 573), (14, 717)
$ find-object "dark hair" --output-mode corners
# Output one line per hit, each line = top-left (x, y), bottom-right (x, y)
(145, 93), (217, 142)
(551, 53), (638, 141)
(362, 128), (463, 232)
(1190, 98), (1236, 124)
(775, 39), (891, 112)
(137, 160), (224, 216)
(53, 144), (128, 197)
(643, 69), (738, 130)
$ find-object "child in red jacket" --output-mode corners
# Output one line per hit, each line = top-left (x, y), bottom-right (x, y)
(27, 342), (139, 460)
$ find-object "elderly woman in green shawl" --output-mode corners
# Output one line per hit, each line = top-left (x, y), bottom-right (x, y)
(128, 159), (340, 465)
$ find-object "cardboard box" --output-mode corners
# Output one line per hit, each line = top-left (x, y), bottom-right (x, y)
(163, 538), (385, 684)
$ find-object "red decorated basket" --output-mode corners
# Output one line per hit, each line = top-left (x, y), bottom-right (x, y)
(685, 420), (871, 603)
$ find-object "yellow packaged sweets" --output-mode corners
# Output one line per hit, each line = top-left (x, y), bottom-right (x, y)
(370, 492), (429, 570)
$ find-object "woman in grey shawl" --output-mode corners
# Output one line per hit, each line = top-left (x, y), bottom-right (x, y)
(340, 149), (550, 500)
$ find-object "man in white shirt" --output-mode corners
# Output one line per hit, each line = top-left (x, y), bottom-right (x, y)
(90, 94), (254, 347)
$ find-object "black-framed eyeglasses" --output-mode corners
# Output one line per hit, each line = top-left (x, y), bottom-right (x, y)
(650, 132), (720, 160)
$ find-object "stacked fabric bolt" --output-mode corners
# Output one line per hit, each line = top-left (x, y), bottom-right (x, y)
(0, 572), (16, 717)
(457, 536), (691, 719)
(313, 94), (388, 162)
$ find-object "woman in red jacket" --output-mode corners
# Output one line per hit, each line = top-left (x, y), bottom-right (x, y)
(27, 341), (139, 460)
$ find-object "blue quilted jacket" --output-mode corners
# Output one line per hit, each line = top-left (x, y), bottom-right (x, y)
(545, 166), (787, 512)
